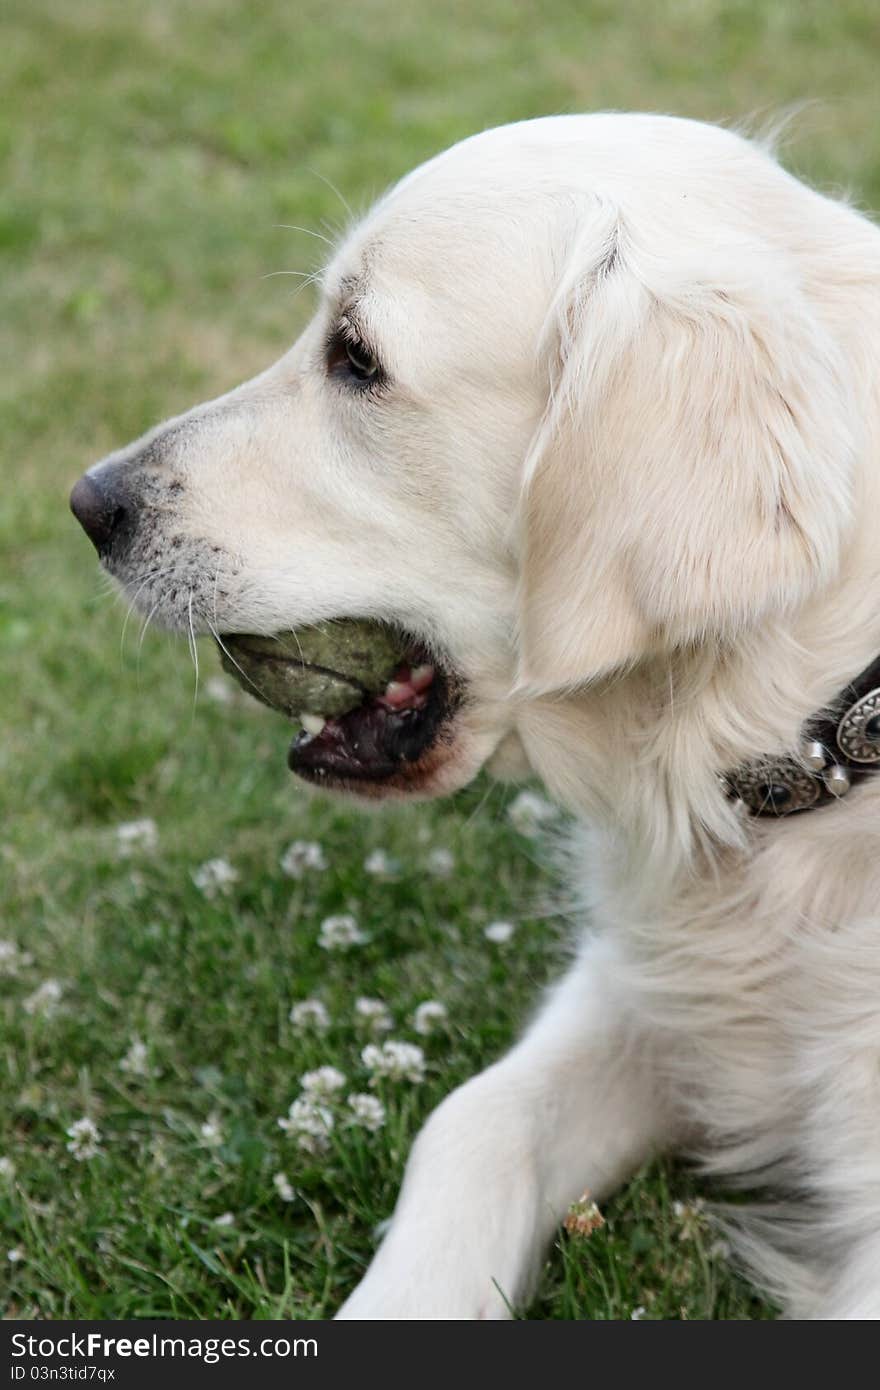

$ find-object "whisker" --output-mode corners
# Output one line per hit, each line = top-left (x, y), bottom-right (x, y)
(459, 776), (501, 835)
(207, 562), (266, 696)
(205, 613), (264, 699)
(119, 568), (164, 659)
(92, 581), (125, 607)
(136, 598), (164, 677)
(289, 272), (324, 303)
(187, 589), (200, 712)
(261, 269), (320, 281)
(94, 569), (121, 602)
(305, 168), (355, 223)
(273, 222), (334, 246)
(267, 622), (306, 667)
(211, 561), (223, 635)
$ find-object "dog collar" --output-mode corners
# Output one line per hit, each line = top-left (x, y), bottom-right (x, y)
(725, 654), (880, 816)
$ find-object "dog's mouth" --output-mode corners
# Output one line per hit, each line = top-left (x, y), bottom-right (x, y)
(288, 654), (457, 793)
(217, 628), (462, 797)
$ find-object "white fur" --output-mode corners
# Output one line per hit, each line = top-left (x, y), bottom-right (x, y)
(93, 114), (880, 1318)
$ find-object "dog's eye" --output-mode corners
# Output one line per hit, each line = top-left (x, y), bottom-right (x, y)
(327, 327), (382, 386)
(344, 336), (379, 381)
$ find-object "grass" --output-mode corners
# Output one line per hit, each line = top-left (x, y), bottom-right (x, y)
(3, 0), (878, 1320)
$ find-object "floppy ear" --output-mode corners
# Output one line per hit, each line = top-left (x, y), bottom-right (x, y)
(518, 209), (855, 691)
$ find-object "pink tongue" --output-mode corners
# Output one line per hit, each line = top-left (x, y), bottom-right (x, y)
(378, 663), (435, 710)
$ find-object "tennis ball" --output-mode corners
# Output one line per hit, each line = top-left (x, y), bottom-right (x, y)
(217, 619), (403, 720)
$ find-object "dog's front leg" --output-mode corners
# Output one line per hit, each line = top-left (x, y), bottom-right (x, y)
(336, 939), (677, 1319)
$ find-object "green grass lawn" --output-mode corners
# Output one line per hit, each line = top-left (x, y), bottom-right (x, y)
(3, 0), (879, 1320)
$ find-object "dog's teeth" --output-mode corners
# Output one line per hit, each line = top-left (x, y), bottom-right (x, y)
(300, 713), (327, 736)
(410, 664), (435, 690)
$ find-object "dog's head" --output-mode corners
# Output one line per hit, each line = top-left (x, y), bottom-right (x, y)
(71, 114), (862, 804)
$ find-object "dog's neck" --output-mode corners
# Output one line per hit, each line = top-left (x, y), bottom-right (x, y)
(724, 652), (880, 816)
(519, 588), (880, 893)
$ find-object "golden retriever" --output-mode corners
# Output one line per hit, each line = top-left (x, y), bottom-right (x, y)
(71, 114), (880, 1319)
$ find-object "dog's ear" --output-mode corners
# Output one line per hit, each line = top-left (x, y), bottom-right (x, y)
(517, 207), (855, 691)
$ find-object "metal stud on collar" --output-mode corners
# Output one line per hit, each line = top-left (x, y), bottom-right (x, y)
(800, 739), (828, 771)
(823, 764), (852, 797)
(725, 660), (880, 817)
(837, 687), (880, 765)
(725, 762), (822, 816)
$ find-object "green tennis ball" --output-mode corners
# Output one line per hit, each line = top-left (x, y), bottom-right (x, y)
(217, 619), (404, 720)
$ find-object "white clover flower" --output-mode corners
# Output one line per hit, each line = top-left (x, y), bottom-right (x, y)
(66, 1117), (102, 1161)
(564, 1194), (605, 1236)
(23, 978), (63, 1018)
(273, 1171), (296, 1202)
(199, 1113), (224, 1148)
(363, 849), (400, 880)
(280, 840), (328, 879)
(115, 818), (158, 857)
(631, 1306), (646, 1320)
(672, 1197), (707, 1240)
(204, 675), (234, 704)
(425, 847), (455, 878)
(191, 858), (239, 899)
(289, 998), (330, 1032)
(318, 914), (369, 950)
(355, 997), (393, 1032)
(484, 920), (515, 944)
(361, 1040), (426, 1085)
(7, 1247), (24, 1264)
(300, 1065), (346, 1098)
(0, 940), (32, 976)
(412, 1000), (448, 1036)
(213, 1211), (235, 1227)
(118, 1036), (158, 1079)
(672, 1198), (699, 1217)
(361, 1044), (386, 1076)
(277, 1097), (334, 1154)
(507, 790), (557, 837)
(346, 1093), (386, 1132)
(0, 1157), (15, 1181)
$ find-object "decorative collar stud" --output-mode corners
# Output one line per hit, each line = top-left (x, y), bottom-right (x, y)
(725, 656), (880, 818)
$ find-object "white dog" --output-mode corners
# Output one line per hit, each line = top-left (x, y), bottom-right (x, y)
(71, 114), (880, 1319)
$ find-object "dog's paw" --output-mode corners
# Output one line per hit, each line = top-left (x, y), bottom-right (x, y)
(334, 1239), (517, 1320)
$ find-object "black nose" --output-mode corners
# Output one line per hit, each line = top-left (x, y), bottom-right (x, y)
(69, 473), (126, 553)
